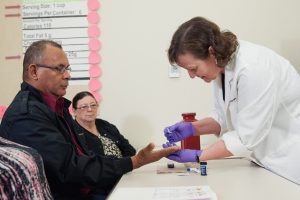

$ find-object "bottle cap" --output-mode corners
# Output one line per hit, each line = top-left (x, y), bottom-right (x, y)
(167, 162), (175, 168)
(181, 113), (196, 118)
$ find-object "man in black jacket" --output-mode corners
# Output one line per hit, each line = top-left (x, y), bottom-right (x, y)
(0, 40), (179, 200)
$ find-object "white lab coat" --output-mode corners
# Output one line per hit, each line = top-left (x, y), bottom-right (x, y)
(210, 40), (300, 184)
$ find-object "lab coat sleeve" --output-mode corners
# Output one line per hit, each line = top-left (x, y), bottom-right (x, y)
(222, 57), (281, 157)
(222, 131), (252, 157)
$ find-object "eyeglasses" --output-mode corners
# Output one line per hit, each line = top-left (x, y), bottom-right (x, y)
(76, 104), (98, 111)
(36, 64), (72, 74)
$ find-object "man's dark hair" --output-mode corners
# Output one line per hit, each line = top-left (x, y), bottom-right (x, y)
(23, 40), (62, 80)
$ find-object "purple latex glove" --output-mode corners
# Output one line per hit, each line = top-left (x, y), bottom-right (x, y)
(162, 142), (202, 163)
(164, 122), (195, 143)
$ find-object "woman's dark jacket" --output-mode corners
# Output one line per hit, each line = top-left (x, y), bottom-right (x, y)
(76, 119), (136, 157)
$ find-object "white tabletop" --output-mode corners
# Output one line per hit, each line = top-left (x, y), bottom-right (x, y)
(108, 158), (300, 200)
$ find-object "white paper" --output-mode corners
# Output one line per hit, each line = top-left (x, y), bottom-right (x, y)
(108, 186), (217, 200)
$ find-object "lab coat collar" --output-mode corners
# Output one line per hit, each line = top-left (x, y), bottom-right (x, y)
(222, 44), (240, 129)
(224, 56), (237, 112)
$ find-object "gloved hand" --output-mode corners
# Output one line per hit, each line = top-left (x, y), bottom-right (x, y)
(162, 142), (202, 163)
(164, 122), (195, 143)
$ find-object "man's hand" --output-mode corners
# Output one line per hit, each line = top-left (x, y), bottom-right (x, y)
(164, 122), (195, 143)
(131, 142), (180, 169)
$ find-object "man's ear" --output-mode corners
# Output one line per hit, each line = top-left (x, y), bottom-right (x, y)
(71, 108), (76, 116)
(208, 46), (215, 55)
(28, 64), (39, 80)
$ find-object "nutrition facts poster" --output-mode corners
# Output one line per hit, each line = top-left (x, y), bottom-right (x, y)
(22, 0), (102, 88)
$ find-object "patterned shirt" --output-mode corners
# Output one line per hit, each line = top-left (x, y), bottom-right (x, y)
(0, 137), (53, 200)
(98, 134), (123, 158)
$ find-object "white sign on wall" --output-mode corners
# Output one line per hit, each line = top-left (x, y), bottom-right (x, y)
(22, 0), (92, 86)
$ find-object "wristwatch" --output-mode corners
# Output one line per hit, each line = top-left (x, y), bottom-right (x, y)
(196, 154), (200, 163)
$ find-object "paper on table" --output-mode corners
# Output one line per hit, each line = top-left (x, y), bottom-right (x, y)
(108, 185), (217, 200)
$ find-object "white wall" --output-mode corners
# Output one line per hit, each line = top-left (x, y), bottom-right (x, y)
(0, 0), (300, 148)
(2, 0), (298, 149)
(98, 0), (300, 149)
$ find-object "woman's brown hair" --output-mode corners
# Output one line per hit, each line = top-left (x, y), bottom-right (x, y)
(168, 17), (238, 67)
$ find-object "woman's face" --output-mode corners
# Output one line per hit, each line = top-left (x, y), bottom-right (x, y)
(177, 52), (224, 83)
(74, 95), (98, 123)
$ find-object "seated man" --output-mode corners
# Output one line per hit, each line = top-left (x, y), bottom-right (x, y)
(0, 40), (179, 200)
(0, 136), (53, 199)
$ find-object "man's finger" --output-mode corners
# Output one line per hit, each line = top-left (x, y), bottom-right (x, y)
(160, 145), (180, 157)
(144, 142), (155, 152)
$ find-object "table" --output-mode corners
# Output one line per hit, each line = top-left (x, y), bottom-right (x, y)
(107, 158), (300, 200)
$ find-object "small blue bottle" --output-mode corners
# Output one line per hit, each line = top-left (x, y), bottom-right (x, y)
(200, 161), (207, 176)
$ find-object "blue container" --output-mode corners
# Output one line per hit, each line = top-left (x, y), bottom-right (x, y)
(200, 161), (207, 176)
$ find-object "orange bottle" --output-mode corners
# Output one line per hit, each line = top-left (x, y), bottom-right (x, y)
(181, 113), (201, 150)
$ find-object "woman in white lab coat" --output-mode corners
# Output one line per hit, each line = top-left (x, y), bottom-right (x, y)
(163, 16), (300, 184)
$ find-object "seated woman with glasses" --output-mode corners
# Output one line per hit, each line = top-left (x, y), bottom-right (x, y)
(72, 91), (136, 159)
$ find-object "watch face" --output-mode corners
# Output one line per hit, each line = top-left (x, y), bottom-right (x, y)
(196, 155), (200, 163)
